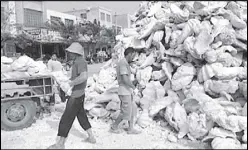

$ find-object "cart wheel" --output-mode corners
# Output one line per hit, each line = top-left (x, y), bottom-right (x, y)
(1, 99), (37, 131)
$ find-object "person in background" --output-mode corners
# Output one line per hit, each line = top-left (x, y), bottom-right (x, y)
(48, 42), (96, 149)
(106, 47), (111, 60)
(86, 53), (92, 64)
(102, 50), (107, 62)
(97, 50), (102, 63)
(101, 53), (118, 69)
(110, 47), (141, 134)
(92, 53), (97, 63)
(47, 53), (65, 103)
(42, 55), (50, 65)
(47, 53), (63, 72)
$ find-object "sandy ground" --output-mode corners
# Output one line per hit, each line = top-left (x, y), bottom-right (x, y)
(1, 62), (210, 149)
(1, 103), (210, 149)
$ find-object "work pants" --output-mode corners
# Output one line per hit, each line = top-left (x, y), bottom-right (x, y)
(57, 94), (91, 137)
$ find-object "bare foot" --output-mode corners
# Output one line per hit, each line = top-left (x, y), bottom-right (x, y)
(109, 127), (123, 134)
(126, 128), (141, 134)
(47, 144), (65, 149)
(85, 136), (96, 144)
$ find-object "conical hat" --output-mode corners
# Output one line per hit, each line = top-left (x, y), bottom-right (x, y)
(65, 42), (84, 56)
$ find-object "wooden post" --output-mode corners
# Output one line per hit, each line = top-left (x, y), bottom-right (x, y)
(40, 43), (43, 57)
(64, 44), (67, 61)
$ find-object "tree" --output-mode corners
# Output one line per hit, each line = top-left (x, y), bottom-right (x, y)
(44, 19), (79, 42)
(1, 7), (14, 48)
(1, 6), (33, 50)
(100, 27), (116, 44)
(43, 18), (115, 48)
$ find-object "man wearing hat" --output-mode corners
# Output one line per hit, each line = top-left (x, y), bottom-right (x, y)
(48, 42), (96, 149)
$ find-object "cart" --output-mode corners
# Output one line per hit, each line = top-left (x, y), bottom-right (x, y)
(1, 75), (55, 131)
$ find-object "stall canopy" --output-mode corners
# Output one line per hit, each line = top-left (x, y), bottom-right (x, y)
(22, 28), (66, 44)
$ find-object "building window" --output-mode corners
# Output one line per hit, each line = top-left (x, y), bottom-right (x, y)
(100, 12), (105, 21)
(112, 25), (122, 34)
(24, 8), (43, 27)
(1, 7), (5, 23)
(81, 13), (87, 20)
(65, 19), (74, 26)
(106, 14), (111, 22)
(50, 16), (61, 23)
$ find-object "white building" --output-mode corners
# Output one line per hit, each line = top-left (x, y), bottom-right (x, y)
(64, 6), (113, 28)
(112, 13), (134, 29)
(1, 1), (47, 32)
(46, 9), (84, 26)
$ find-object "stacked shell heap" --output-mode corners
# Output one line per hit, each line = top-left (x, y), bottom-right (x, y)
(85, 1), (247, 149)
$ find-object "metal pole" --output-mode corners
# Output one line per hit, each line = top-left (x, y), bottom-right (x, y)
(115, 12), (117, 35)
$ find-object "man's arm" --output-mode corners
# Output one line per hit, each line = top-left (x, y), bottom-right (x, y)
(122, 74), (135, 89)
(70, 71), (88, 86)
(119, 61), (135, 89)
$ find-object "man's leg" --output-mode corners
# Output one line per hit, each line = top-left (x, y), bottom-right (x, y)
(111, 113), (123, 130)
(126, 95), (141, 134)
(111, 95), (132, 132)
(76, 95), (96, 143)
(48, 97), (81, 149)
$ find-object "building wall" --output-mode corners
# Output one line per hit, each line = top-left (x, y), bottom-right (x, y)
(86, 7), (99, 23)
(1, 1), (8, 9)
(112, 13), (133, 29)
(23, 1), (43, 11)
(97, 7), (112, 28)
(112, 25), (122, 35)
(64, 6), (112, 28)
(22, 1), (47, 22)
(15, 1), (24, 25)
(13, 1), (47, 29)
(64, 9), (90, 25)
(47, 9), (78, 24)
(65, 10), (82, 17)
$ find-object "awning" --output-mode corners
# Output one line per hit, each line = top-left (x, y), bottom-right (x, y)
(21, 29), (67, 44)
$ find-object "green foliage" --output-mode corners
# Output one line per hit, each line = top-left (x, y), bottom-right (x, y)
(1, 7), (116, 49)
(98, 27), (116, 45)
(1, 7), (16, 48)
(1, 7), (13, 34)
(14, 33), (34, 49)
(44, 19), (78, 41)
